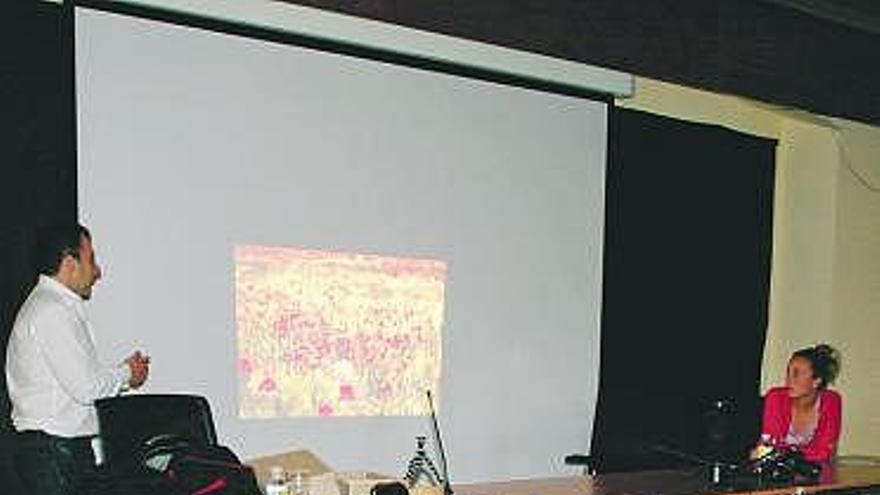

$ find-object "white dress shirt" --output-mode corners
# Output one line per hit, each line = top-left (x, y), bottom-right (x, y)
(5, 275), (129, 437)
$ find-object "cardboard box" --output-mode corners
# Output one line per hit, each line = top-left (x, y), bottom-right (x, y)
(335, 471), (398, 495)
(246, 449), (441, 495)
(246, 449), (332, 491)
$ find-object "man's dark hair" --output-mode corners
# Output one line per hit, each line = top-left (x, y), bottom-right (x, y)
(34, 223), (92, 276)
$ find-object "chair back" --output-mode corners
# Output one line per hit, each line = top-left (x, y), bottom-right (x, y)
(96, 394), (218, 470)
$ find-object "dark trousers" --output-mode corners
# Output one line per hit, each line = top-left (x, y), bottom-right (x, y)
(14, 430), (97, 495)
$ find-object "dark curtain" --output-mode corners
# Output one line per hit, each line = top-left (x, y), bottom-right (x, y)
(0, 3), (77, 490)
(590, 108), (775, 472)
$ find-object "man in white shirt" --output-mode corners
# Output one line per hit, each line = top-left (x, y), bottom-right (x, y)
(5, 223), (150, 495)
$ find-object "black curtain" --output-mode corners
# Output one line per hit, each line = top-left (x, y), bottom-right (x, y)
(590, 108), (775, 472)
(0, 3), (77, 490)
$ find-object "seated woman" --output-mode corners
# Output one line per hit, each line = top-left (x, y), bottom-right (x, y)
(760, 344), (842, 463)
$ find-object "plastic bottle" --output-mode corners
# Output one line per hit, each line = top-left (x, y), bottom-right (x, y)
(290, 470), (308, 495)
(266, 466), (291, 495)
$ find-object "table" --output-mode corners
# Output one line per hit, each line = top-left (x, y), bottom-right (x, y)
(455, 464), (880, 495)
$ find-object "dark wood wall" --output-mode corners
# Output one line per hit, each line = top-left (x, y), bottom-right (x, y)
(285, 0), (880, 126)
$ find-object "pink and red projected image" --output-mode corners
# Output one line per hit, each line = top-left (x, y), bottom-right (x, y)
(235, 245), (446, 418)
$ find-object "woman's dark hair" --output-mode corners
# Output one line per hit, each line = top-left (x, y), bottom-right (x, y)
(792, 344), (841, 388)
(34, 223), (91, 276)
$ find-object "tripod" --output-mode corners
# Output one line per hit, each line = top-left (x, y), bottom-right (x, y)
(403, 436), (445, 488)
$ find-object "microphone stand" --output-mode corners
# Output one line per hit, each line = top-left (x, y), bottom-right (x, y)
(426, 390), (453, 495)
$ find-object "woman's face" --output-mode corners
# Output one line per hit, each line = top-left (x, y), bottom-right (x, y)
(786, 356), (821, 398)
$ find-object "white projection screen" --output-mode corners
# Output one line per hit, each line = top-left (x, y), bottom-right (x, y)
(75, 6), (606, 482)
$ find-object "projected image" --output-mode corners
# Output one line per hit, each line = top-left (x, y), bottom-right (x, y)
(235, 245), (446, 417)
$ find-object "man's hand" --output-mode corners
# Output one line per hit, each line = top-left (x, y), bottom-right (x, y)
(125, 351), (151, 389)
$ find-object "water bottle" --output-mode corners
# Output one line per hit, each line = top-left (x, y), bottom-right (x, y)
(266, 466), (290, 495)
(290, 470), (309, 495)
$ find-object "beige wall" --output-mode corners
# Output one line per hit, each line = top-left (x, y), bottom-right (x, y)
(617, 78), (880, 456)
(762, 119), (838, 389)
(829, 120), (880, 455)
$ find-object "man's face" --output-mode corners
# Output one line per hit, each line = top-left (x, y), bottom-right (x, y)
(69, 234), (102, 300)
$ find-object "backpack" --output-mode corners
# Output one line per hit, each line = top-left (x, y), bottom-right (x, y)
(141, 434), (262, 495)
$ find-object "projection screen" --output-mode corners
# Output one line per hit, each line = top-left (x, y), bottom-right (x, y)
(75, 6), (606, 482)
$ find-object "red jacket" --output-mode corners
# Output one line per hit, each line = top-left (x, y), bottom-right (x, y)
(761, 386), (842, 462)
